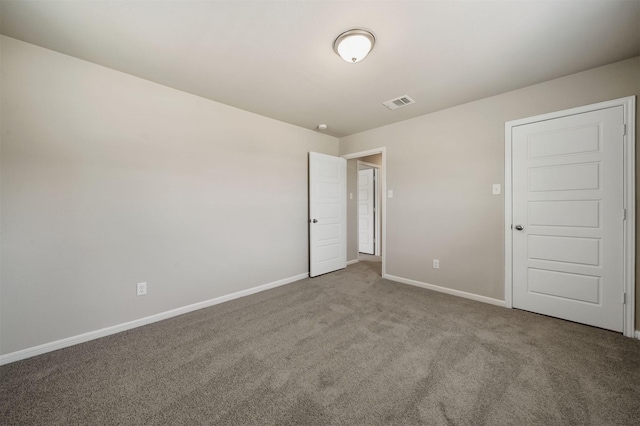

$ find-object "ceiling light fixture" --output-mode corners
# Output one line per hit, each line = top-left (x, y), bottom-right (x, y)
(333, 29), (375, 63)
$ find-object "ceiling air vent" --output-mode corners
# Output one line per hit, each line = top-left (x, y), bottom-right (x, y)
(383, 95), (415, 110)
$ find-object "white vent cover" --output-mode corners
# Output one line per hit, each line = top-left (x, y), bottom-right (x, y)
(383, 95), (415, 110)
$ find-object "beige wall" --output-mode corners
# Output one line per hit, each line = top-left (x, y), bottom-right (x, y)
(0, 37), (339, 355)
(340, 57), (640, 328)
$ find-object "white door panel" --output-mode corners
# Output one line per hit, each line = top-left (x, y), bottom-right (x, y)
(309, 152), (346, 277)
(528, 200), (600, 227)
(528, 162), (600, 192)
(358, 168), (375, 254)
(527, 124), (600, 158)
(527, 235), (600, 265)
(527, 269), (600, 304)
(512, 106), (624, 332)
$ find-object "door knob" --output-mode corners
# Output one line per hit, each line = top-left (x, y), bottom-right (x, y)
(514, 224), (524, 231)
(312, 219), (318, 223)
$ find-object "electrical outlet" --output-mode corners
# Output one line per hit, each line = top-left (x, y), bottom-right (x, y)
(433, 259), (440, 269)
(136, 282), (147, 296)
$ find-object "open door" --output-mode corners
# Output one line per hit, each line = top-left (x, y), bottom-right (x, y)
(309, 152), (347, 277)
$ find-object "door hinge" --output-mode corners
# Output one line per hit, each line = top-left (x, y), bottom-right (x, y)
(623, 209), (627, 220)
(623, 124), (627, 136)
(623, 292), (626, 304)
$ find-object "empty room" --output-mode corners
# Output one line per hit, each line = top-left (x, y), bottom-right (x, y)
(1, 1), (640, 425)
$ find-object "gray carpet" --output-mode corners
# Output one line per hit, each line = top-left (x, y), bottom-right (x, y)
(1, 261), (639, 425)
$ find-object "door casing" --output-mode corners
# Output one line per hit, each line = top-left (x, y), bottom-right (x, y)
(504, 96), (636, 337)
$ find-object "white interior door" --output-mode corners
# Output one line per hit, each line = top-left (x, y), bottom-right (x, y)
(309, 152), (346, 277)
(512, 106), (625, 331)
(358, 168), (375, 254)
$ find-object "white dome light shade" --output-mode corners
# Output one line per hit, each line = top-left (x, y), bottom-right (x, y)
(333, 29), (375, 63)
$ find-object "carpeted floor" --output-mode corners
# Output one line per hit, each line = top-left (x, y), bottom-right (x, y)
(1, 261), (640, 425)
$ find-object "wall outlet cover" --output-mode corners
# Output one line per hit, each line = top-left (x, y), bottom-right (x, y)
(136, 282), (147, 296)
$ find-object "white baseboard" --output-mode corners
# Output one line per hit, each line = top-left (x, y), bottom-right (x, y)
(346, 259), (359, 265)
(0, 272), (309, 366)
(383, 274), (506, 307)
(386, 274), (638, 338)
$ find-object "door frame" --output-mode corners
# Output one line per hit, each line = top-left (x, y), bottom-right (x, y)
(504, 96), (636, 337)
(342, 147), (387, 276)
(357, 161), (381, 256)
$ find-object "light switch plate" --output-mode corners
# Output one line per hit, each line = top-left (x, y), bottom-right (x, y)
(492, 184), (501, 195)
(388, 190), (394, 198)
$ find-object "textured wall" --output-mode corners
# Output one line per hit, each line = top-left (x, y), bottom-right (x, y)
(0, 37), (338, 355)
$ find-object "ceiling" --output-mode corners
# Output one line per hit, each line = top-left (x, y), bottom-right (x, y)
(1, 1), (639, 138)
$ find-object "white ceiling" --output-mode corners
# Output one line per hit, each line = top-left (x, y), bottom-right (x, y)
(2, 1), (639, 137)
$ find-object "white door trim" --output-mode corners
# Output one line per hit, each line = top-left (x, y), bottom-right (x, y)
(342, 147), (387, 276)
(504, 96), (636, 337)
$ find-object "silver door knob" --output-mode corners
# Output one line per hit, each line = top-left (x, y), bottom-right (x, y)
(312, 219), (318, 223)
(515, 225), (524, 231)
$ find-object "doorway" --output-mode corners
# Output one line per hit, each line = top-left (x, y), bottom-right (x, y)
(358, 161), (380, 257)
(504, 96), (635, 336)
(342, 148), (386, 276)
